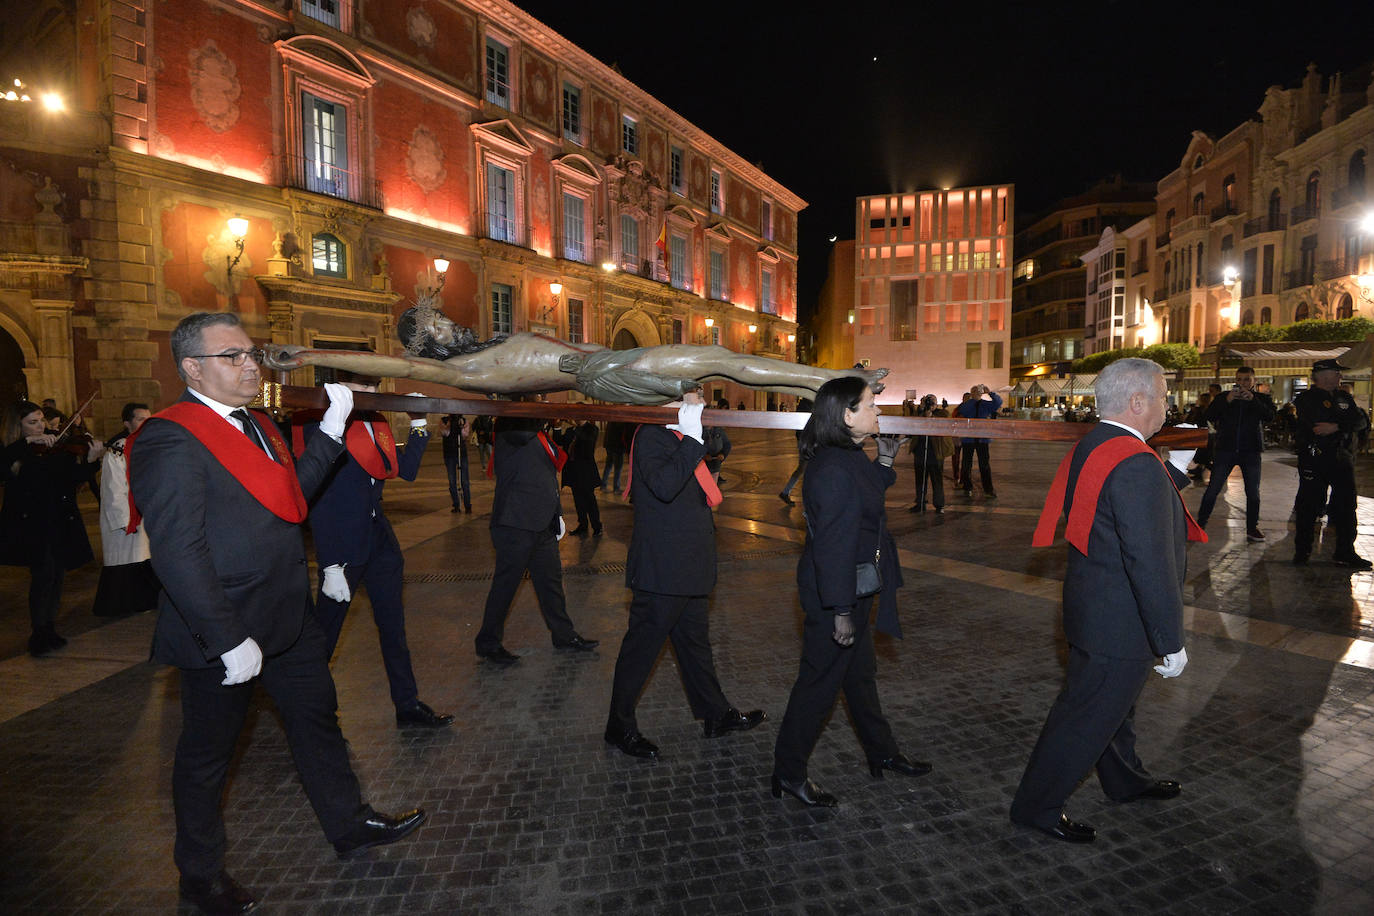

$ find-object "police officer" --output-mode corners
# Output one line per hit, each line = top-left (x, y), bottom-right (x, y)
(1293, 358), (1370, 568)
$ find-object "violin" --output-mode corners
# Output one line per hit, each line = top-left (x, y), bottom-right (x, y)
(29, 392), (104, 462)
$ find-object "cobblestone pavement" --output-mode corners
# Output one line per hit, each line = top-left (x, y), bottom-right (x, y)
(2, 429), (1373, 914)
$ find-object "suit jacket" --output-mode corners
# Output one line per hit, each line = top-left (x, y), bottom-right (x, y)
(306, 417), (427, 568)
(0, 440), (97, 569)
(489, 417), (560, 534)
(798, 444), (903, 633)
(1062, 423), (1187, 660)
(130, 391), (343, 668)
(556, 422), (601, 490)
(625, 424), (714, 595)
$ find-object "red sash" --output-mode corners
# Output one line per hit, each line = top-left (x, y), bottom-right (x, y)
(125, 401), (307, 533)
(346, 418), (398, 480)
(487, 429), (565, 478)
(1032, 433), (1205, 553)
(623, 428), (723, 508)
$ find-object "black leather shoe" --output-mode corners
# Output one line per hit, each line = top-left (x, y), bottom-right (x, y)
(333, 808), (426, 859)
(476, 645), (520, 665)
(1333, 552), (1374, 570)
(604, 728), (659, 758)
(778, 492), (794, 506)
(1015, 812), (1095, 843)
(396, 701), (454, 729)
(771, 773), (838, 808)
(868, 753), (932, 778)
(703, 707), (767, 738)
(909, 504), (924, 513)
(554, 633), (599, 651)
(569, 525), (588, 537)
(179, 870), (257, 915)
(593, 527), (603, 536)
(1122, 779), (1182, 802)
(1293, 552), (1310, 566)
(451, 505), (460, 513)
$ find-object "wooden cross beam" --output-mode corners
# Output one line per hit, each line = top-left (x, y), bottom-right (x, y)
(258, 383), (1208, 448)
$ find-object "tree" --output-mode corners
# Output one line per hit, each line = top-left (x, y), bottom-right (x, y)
(1219, 323), (1286, 344)
(1071, 343), (1199, 374)
(1283, 317), (1374, 341)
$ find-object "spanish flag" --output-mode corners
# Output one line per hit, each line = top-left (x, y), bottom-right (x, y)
(655, 221), (668, 272)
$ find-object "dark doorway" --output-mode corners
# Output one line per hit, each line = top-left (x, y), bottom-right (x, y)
(0, 327), (27, 403)
(612, 329), (638, 351)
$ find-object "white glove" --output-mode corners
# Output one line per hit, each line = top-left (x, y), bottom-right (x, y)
(667, 401), (705, 443)
(220, 637), (263, 686)
(320, 382), (354, 439)
(1154, 645), (1188, 678)
(557, 516), (567, 541)
(1166, 423), (1197, 473)
(321, 564), (351, 603)
(406, 392), (428, 427)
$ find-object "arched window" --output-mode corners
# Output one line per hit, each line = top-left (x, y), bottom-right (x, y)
(1337, 292), (1354, 319)
(1242, 309), (1254, 326)
(312, 233), (347, 277)
(1295, 302), (1310, 322)
(1351, 150), (1367, 200)
(1194, 154), (1205, 169)
(1222, 174), (1237, 211)
(1268, 189), (1282, 226)
(1260, 306), (1272, 325)
(1192, 191), (1205, 215)
(1304, 171), (1321, 216)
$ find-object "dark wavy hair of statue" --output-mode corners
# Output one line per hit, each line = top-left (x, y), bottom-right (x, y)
(396, 307), (506, 360)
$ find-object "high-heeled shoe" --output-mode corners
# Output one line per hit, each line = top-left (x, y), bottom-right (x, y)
(771, 773), (838, 808)
(868, 753), (932, 778)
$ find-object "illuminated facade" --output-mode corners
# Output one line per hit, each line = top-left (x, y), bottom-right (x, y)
(1079, 216), (1157, 354)
(1010, 179), (1155, 380)
(850, 186), (1013, 406)
(1151, 64), (1374, 357)
(0, 0), (803, 426)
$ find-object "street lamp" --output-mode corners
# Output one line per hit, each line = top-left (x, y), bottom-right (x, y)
(1221, 265), (1241, 323)
(541, 281), (562, 323)
(425, 256), (450, 298)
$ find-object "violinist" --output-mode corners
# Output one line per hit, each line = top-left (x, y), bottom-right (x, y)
(1, 400), (105, 655)
(92, 402), (160, 617)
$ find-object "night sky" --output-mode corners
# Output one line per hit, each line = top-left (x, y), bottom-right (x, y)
(515, 0), (1374, 315)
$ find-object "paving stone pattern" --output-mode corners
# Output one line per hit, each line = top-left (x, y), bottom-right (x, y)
(2, 432), (1373, 914)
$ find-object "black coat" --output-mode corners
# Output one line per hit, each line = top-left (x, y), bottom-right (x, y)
(799, 443), (903, 636)
(1204, 389), (1275, 453)
(129, 392), (343, 668)
(625, 424), (714, 595)
(0, 440), (97, 570)
(556, 422), (601, 490)
(1062, 424), (1187, 660)
(489, 417), (561, 534)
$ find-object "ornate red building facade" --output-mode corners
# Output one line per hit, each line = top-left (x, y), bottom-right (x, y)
(0, 0), (804, 426)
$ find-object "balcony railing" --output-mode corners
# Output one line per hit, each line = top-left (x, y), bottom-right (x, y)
(1155, 233), (1170, 249)
(1242, 214), (1287, 237)
(1131, 261), (1149, 277)
(1210, 204), (1240, 222)
(1282, 269), (1315, 291)
(1290, 202), (1319, 224)
(1332, 184), (1367, 211)
(1316, 258), (1353, 282)
(1171, 214), (1209, 237)
(1152, 287), (1169, 303)
(285, 156), (383, 210)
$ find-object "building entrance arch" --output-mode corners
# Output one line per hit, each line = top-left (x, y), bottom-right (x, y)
(0, 324), (27, 402)
(609, 308), (661, 351)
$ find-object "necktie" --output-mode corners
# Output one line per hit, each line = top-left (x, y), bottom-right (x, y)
(229, 408), (271, 457)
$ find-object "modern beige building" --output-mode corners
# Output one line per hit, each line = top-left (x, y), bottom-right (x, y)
(847, 186), (1014, 406)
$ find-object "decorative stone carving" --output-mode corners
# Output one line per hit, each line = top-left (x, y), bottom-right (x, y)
(613, 158), (652, 214)
(405, 126), (447, 194)
(406, 7), (437, 49)
(188, 41), (241, 133)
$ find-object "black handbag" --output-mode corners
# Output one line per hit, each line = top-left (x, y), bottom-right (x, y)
(855, 514), (884, 599)
(806, 509), (885, 599)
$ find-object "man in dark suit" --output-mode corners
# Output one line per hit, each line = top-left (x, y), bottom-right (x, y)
(129, 313), (424, 915)
(474, 415), (598, 663)
(304, 372), (454, 729)
(1012, 357), (1195, 844)
(604, 391), (765, 759)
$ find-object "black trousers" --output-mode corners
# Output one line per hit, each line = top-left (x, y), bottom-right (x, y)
(444, 449), (471, 510)
(1196, 450), (1262, 530)
(961, 442), (994, 494)
(173, 615), (368, 880)
(606, 590), (730, 736)
(773, 596), (898, 782)
(312, 516), (419, 710)
(476, 524), (576, 651)
(1294, 453), (1358, 556)
(914, 461), (945, 509)
(601, 451), (624, 491)
(1010, 646), (1154, 829)
(570, 484), (601, 531)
